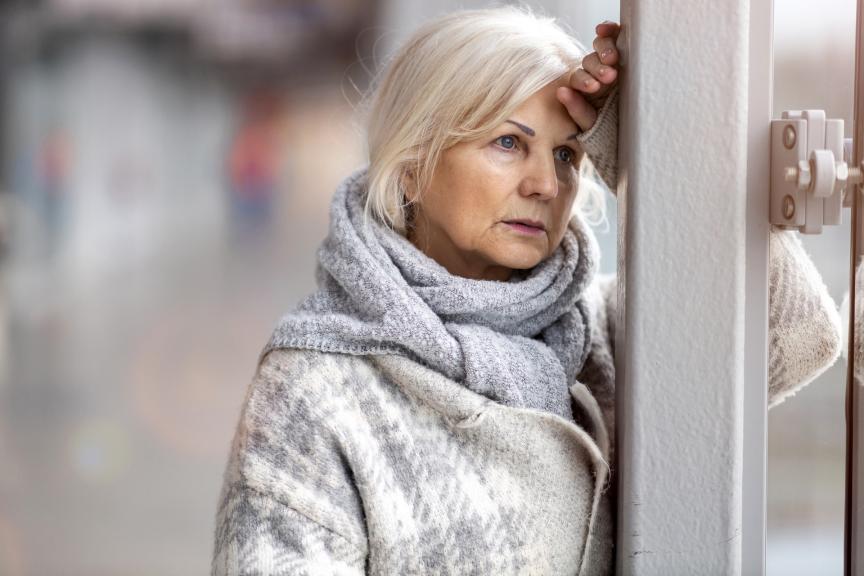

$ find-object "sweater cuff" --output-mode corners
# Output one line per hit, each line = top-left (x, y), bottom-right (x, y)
(767, 226), (843, 408)
(577, 84), (620, 193)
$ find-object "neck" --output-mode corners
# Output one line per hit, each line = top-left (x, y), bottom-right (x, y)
(406, 223), (513, 282)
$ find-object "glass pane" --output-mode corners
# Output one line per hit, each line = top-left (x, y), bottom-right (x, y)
(769, 1), (855, 573)
(850, 0), (864, 567)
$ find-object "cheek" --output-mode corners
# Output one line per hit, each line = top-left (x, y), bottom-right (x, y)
(432, 149), (536, 245)
(422, 180), (483, 242)
(444, 194), (490, 242)
(437, 172), (503, 234)
(550, 183), (579, 237)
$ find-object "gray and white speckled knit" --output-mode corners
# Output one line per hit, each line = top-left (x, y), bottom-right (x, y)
(260, 161), (601, 424)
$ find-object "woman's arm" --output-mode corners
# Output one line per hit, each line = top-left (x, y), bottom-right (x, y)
(574, 95), (842, 412)
(212, 350), (368, 575)
(579, 249), (841, 471)
(570, 21), (842, 410)
(575, 85), (620, 192)
(767, 228), (843, 407)
(558, 20), (621, 192)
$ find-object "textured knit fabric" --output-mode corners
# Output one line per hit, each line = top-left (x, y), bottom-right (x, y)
(261, 164), (599, 423)
(577, 84), (620, 191)
(211, 85), (843, 576)
(768, 230), (845, 407)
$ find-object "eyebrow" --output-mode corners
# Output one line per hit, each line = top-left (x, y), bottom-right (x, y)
(505, 119), (580, 141)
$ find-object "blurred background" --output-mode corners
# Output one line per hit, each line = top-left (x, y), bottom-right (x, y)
(0, 0), (851, 573)
(0, 1), (617, 574)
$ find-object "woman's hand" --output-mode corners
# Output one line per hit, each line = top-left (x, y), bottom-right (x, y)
(556, 21), (621, 133)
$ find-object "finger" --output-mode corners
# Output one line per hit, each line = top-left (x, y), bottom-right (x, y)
(569, 68), (612, 104)
(595, 21), (620, 39)
(556, 86), (597, 133)
(581, 52), (618, 85)
(592, 36), (619, 65)
(569, 68), (601, 93)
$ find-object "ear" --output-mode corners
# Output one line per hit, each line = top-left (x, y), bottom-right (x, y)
(401, 169), (418, 202)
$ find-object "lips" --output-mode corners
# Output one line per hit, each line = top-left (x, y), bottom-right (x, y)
(504, 219), (545, 231)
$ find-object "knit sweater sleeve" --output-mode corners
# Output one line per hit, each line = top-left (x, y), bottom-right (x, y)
(576, 83), (842, 409)
(767, 227), (843, 407)
(212, 349), (368, 576)
(576, 84), (620, 193)
(580, 233), (843, 418)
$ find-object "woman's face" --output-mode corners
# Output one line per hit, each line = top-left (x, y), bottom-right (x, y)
(405, 77), (584, 282)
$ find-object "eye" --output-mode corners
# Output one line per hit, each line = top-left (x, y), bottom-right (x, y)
(494, 134), (519, 151)
(555, 146), (578, 164)
(494, 135), (579, 165)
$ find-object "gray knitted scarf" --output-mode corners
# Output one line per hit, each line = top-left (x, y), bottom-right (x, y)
(261, 165), (600, 422)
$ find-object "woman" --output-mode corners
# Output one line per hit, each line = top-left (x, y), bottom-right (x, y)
(211, 7), (842, 575)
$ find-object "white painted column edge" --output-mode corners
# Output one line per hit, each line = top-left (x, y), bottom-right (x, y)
(742, 0), (772, 574)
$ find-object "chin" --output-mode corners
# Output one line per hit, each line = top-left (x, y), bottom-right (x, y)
(494, 248), (545, 271)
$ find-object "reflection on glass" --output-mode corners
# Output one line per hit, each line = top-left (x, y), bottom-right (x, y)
(769, 0), (854, 574)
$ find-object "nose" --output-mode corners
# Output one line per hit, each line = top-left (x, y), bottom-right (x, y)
(519, 153), (558, 200)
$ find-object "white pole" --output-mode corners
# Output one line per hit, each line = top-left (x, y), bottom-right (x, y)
(615, 0), (751, 572)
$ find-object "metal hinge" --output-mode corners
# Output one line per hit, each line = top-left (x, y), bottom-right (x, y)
(771, 110), (864, 233)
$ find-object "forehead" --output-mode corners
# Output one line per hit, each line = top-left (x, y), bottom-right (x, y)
(509, 78), (576, 130)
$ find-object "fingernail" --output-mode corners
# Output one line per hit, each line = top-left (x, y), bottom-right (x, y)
(598, 66), (608, 75)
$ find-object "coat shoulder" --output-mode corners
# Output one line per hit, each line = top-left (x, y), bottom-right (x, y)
(254, 347), (359, 400)
(219, 347), (369, 548)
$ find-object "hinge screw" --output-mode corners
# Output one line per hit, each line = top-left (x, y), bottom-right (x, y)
(782, 194), (795, 219)
(783, 125), (797, 149)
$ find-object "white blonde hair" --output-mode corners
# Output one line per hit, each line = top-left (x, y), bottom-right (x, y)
(354, 3), (609, 237)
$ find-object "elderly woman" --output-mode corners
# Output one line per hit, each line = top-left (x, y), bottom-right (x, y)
(211, 6), (842, 575)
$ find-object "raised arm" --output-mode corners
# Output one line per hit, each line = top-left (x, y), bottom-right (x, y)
(574, 71), (843, 412)
(579, 242), (842, 481)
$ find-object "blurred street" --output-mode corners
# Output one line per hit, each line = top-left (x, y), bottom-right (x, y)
(0, 2), (375, 573)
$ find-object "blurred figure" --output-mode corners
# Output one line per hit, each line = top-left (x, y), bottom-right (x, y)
(227, 91), (282, 236)
(38, 127), (71, 253)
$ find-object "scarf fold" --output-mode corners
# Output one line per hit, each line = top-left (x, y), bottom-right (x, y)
(261, 165), (600, 421)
